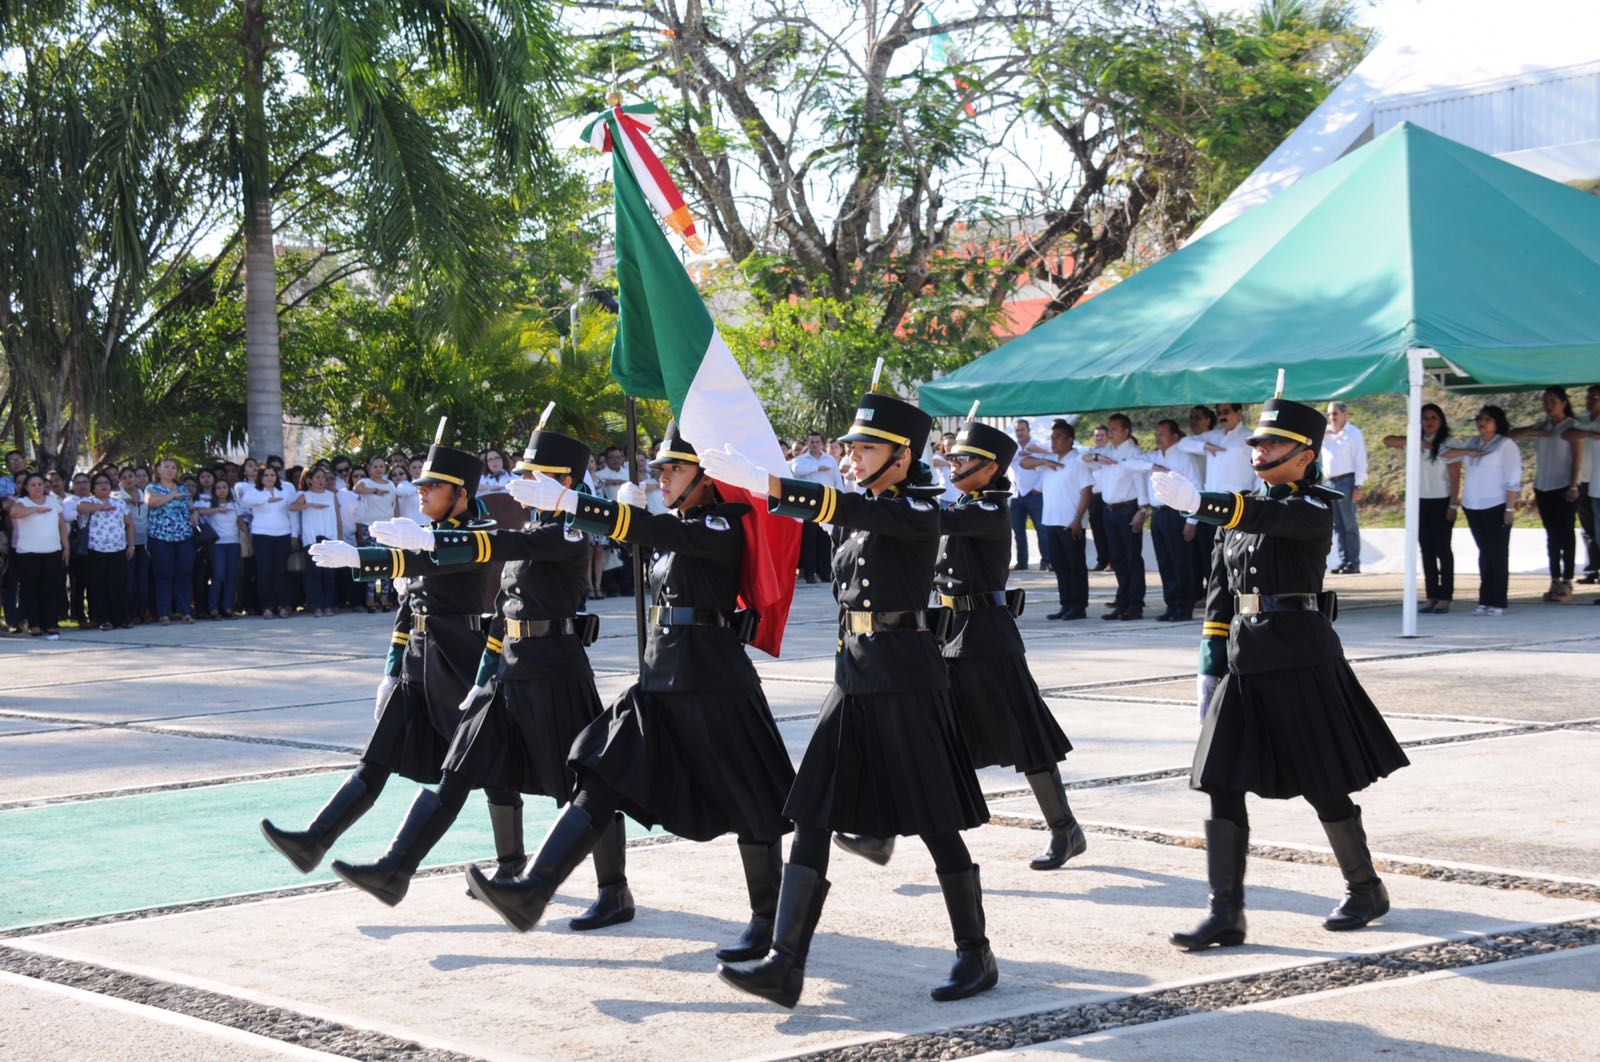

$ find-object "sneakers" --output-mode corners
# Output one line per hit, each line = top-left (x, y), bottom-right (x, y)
(1472, 604), (1505, 616)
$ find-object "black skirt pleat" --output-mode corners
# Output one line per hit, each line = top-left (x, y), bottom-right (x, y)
(361, 679), (452, 785)
(947, 653), (1072, 774)
(442, 672), (604, 801)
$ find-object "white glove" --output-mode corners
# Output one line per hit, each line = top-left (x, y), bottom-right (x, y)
(375, 675), (400, 720)
(1152, 470), (1202, 513)
(616, 481), (648, 509)
(1197, 673), (1220, 721)
(458, 683), (490, 713)
(370, 517), (434, 551)
(507, 472), (578, 513)
(309, 539), (360, 568)
(699, 445), (771, 495)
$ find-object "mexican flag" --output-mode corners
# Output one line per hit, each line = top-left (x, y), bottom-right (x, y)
(586, 104), (800, 657)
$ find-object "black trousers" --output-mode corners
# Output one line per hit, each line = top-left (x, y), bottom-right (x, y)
(1578, 484), (1598, 576)
(1418, 497), (1455, 601)
(1041, 524), (1087, 611)
(1534, 488), (1576, 581)
(1150, 506), (1193, 614)
(1088, 494), (1109, 568)
(253, 533), (292, 613)
(797, 522), (832, 580)
(1103, 501), (1145, 612)
(14, 551), (64, 631)
(1190, 520), (1215, 602)
(1465, 505), (1510, 608)
(87, 550), (130, 627)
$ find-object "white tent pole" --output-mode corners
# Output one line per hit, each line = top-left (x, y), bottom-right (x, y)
(1401, 348), (1429, 637)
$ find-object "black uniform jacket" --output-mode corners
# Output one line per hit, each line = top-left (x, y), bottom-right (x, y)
(1193, 481), (1341, 678)
(571, 494), (759, 694)
(355, 514), (497, 677)
(773, 478), (947, 695)
(936, 489), (1023, 660)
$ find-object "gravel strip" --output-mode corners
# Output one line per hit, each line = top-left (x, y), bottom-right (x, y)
(793, 918), (1600, 1061)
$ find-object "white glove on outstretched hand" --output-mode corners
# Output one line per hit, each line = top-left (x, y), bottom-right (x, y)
(375, 675), (400, 720)
(1152, 470), (1202, 514)
(699, 445), (771, 495)
(507, 472), (578, 513)
(458, 683), (490, 713)
(615, 481), (648, 509)
(309, 539), (360, 568)
(370, 517), (435, 551)
(1196, 673), (1220, 721)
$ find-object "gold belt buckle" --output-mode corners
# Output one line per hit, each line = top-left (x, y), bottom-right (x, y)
(506, 618), (527, 638)
(937, 594), (958, 609)
(1236, 594), (1260, 616)
(647, 605), (668, 627)
(845, 611), (874, 635)
(412, 614), (429, 633)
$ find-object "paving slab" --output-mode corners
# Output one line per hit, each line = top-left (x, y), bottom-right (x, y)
(10, 829), (1597, 1062)
(1014, 945), (1600, 1061)
(1346, 651), (1600, 723)
(995, 730), (1600, 882)
(0, 970), (333, 1060)
(141, 701), (376, 750)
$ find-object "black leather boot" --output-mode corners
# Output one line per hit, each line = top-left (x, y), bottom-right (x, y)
(832, 833), (896, 865)
(1321, 809), (1390, 931)
(467, 801), (526, 899)
(1170, 819), (1249, 950)
(717, 863), (830, 1009)
(260, 774), (376, 873)
(1025, 767), (1087, 870)
(569, 812), (635, 931)
(466, 804), (604, 932)
(931, 864), (999, 1001)
(716, 841), (780, 962)
(331, 789), (456, 906)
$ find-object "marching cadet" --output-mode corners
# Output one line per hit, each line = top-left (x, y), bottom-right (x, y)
(701, 394), (994, 1009)
(259, 444), (500, 877)
(317, 429), (625, 927)
(1151, 392), (1409, 951)
(467, 427), (796, 966)
(833, 416), (1084, 872)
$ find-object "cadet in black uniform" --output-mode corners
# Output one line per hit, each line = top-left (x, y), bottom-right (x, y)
(1151, 396), (1409, 950)
(315, 430), (625, 926)
(834, 417), (1084, 872)
(467, 428), (795, 964)
(702, 394), (994, 1009)
(259, 445), (500, 877)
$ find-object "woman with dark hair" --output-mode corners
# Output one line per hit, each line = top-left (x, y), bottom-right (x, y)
(291, 466), (341, 616)
(238, 464), (298, 618)
(1509, 387), (1582, 603)
(1443, 406), (1523, 615)
(145, 458), (197, 625)
(478, 447), (512, 495)
(1383, 403), (1461, 613)
(76, 472), (134, 629)
(195, 478), (243, 618)
(10, 472), (69, 638)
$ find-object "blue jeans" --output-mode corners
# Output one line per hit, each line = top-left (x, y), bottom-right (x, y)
(1330, 472), (1361, 568)
(253, 534), (292, 613)
(1009, 490), (1049, 568)
(303, 552), (336, 610)
(1104, 501), (1146, 612)
(149, 536), (194, 618)
(127, 544), (151, 617)
(208, 542), (240, 614)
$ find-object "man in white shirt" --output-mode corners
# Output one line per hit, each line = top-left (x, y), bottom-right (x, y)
(1323, 401), (1369, 574)
(790, 431), (843, 583)
(1087, 413), (1150, 620)
(1178, 403), (1251, 601)
(1007, 419), (1053, 572)
(1025, 419), (1093, 620)
(593, 445), (631, 501)
(1146, 419), (1203, 622)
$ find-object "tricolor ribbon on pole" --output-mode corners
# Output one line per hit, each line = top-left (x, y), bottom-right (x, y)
(580, 102), (707, 253)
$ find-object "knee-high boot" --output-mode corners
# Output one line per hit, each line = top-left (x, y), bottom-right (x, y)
(465, 801), (525, 899)
(931, 864), (999, 1001)
(1025, 766), (1087, 870)
(717, 863), (830, 1009)
(1321, 808), (1390, 930)
(260, 774), (377, 873)
(831, 833), (896, 865)
(569, 812), (635, 931)
(332, 789), (456, 906)
(466, 804), (604, 932)
(1169, 818), (1248, 950)
(716, 841), (780, 962)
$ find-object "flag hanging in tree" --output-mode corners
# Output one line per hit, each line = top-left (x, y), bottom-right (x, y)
(585, 101), (800, 657)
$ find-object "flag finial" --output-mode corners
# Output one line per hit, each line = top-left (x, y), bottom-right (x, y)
(1274, 369), (1285, 399)
(434, 416), (448, 446)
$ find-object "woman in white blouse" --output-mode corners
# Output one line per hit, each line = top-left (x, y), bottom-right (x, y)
(1442, 406), (1523, 615)
(478, 447), (512, 495)
(238, 465), (299, 618)
(391, 461), (421, 522)
(1383, 403), (1462, 614)
(9, 472), (70, 638)
(194, 478), (244, 618)
(292, 466), (343, 616)
(353, 456), (395, 611)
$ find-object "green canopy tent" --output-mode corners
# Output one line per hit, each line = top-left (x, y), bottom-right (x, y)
(921, 122), (1600, 634)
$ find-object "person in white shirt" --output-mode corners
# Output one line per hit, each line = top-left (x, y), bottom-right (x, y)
(930, 431), (963, 505)
(8, 472), (69, 638)
(292, 466), (343, 616)
(1147, 419), (1203, 622)
(1085, 413), (1150, 620)
(238, 465), (299, 618)
(1564, 384), (1600, 592)
(593, 444), (631, 500)
(478, 448), (513, 494)
(1024, 420), (1094, 620)
(591, 445), (634, 597)
(1442, 405), (1523, 615)
(1084, 424), (1112, 570)
(194, 477), (244, 618)
(789, 431), (844, 583)
(392, 461), (421, 522)
(64, 471), (93, 625)
(1323, 401), (1369, 574)
(75, 471), (134, 629)
(1006, 419), (1053, 572)
(1382, 404), (1462, 614)
(1179, 404), (1251, 600)
(1509, 386), (1583, 603)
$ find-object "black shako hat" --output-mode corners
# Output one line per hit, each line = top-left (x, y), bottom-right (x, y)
(648, 422), (699, 469)
(516, 430), (591, 478)
(949, 418), (1018, 470)
(1247, 399), (1328, 455)
(415, 445), (483, 494)
(839, 393), (932, 457)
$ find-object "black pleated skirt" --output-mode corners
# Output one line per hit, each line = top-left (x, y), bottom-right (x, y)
(947, 653), (1072, 774)
(568, 684), (795, 843)
(1191, 662), (1410, 799)
(442, 672), (604, 801)
(361, 678), (452, 785)
(785, 685), (990, 837)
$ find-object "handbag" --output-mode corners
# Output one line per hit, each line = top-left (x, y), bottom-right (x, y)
(286, 548), (307, 574)
(195, 518), (219, 546)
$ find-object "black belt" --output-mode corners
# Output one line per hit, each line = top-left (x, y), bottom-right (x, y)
(841, 608), (934, 635)
(1105, 500), (1140, 510)
(505, 618), (578, 638)
(411, 613), (485, 633)
(648, 605), (731, 628)
(1235, 593), (1319, 616)
(938, 591), (1006, 611)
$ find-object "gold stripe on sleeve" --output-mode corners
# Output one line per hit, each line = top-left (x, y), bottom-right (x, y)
(1222, 493), (1246, 530)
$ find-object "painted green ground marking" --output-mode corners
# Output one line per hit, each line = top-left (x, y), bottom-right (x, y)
(0, 773), (656, 931)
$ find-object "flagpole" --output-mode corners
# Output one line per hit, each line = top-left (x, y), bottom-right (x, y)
(625, 396), (647, 675)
